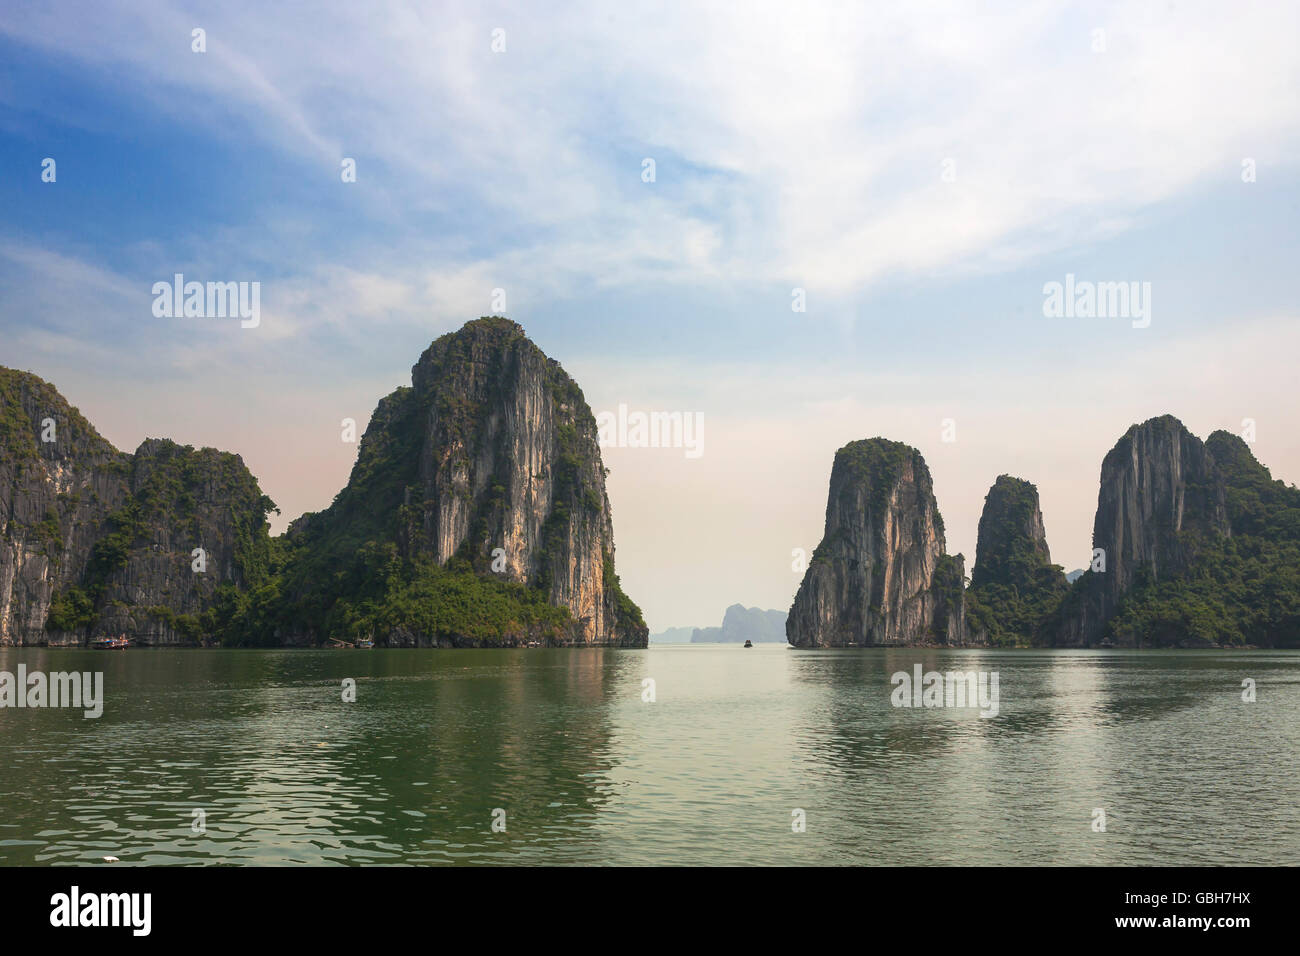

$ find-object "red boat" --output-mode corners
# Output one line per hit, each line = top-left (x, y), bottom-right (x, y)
(91, 636), (130, 649)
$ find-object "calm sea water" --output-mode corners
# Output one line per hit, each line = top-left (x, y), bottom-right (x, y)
(1, 645), (1297, 866)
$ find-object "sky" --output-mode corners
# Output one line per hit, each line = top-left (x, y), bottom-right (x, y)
(1, 1), (1298, 632)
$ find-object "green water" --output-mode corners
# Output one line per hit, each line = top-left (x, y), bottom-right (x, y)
(1, 645), (1297, 866)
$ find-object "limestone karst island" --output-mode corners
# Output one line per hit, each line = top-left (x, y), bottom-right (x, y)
(3, 319), (1297, 649)
(1, 319), (646, 648)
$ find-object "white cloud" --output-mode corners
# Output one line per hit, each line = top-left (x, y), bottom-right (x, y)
(3, 1), (1296, 301)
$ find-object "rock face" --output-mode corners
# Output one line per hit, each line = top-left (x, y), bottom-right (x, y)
(87, 440), (277, 646)
(0, 369), (276, 646)
(282, 318), (647, 647)
(1045, 416), (1229, 646)
(2, 321), (645, 649)
(690, 604), (787, 643)
(787, 439), (971, 646)
(966, 476), (1067, 642)
(972, 476), (1054, 586)
(1, 370), (127, 645)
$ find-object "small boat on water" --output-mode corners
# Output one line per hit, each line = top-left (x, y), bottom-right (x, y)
(92, 635), (129, 650)
(743, 639), (753, 648)
(328, 636), (374, 648)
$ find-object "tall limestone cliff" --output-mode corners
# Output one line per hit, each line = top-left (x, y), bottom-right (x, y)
(1103, 426), (1300, 646)
(786, 438), (974, 646)
(278, 317), (647, 647)
(1042, 415), (1251, 646)
(966, 475), (1068, 643)
(0, 369), (277, 645)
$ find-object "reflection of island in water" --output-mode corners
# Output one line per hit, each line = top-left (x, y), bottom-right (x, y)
(781, 648), (1297, 865)
(1, 646), (1297, 866)
(0, 647), (637, 865)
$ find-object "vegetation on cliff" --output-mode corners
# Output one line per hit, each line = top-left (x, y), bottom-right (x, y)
(15, 349), (1298, 649)
(5, 317), (646, 647)
(216, 317), (644, 647)
(829, 438), (945, 535)
(1031, 423), (1300, 646)
(215, 542), (575, 647)
(44, 441), (279, 636)
(0, 368), (115, 463)
(1096, 431), (1300, 645)
(968, 476), (1068, 645)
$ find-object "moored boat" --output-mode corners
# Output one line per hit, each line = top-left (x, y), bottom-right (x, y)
(92, 636), (130, 649)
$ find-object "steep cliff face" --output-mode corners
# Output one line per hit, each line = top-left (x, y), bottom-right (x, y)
(1, 370), (129, 644)
(1094, 416), (1228, 604)
(972, 476), (1054, 586)
(1097, 427), (1300, 646)
(1045, 416), (1231, 646)
(84, 439), (278, 645)
(933, 553), (970, 645)
(787, 439), (971, 646)
(281, 318), (646, 647)
(0, 369), (276, 645)
(966, 476), (1067, 643)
